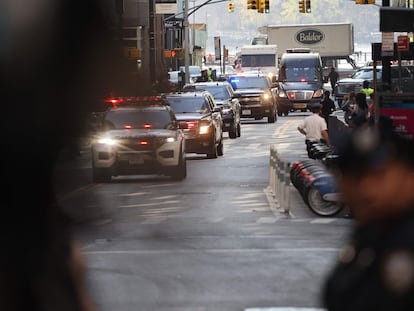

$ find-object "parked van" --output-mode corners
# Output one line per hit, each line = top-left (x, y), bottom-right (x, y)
(275, 49), (324, 115)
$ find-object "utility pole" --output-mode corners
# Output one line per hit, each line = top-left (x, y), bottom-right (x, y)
(184, 0), (190, 84)
(382, 0), (391, 91)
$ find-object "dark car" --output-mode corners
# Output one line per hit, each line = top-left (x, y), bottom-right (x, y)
(91, 96), (187, 182)
(182, 81), (241, 138)
(166, 91), (224, 159)
(335, 65), (414, 106)
(275, 51), (325, 116)
(228, 72), (277, 123)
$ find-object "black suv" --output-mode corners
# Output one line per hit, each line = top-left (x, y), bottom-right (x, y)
(166, 91), (224, 159)
(91, 96), (186, 182)
(229, 73), (277, 123)
(182, 81), (241, 138)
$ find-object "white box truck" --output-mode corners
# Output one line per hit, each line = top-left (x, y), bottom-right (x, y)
(257, 23), (356, 79)
(236, 44), (278, 80)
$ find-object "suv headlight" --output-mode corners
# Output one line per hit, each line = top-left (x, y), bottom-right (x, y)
(262, 91), (272, 101)
(165, 137), (176, 143)
(313, 89), (324, 98)
(199, 120), (210, 135)
(277, 89), (287, 98)
(97, 137), (117, 145)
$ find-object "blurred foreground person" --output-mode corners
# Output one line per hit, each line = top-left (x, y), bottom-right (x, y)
(0, 1), (133, 310)
(323, 118), (414, 311)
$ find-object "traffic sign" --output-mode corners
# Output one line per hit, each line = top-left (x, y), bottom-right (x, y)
(398, 35), (409, 51)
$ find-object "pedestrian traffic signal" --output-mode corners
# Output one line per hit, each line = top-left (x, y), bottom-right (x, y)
(173, 48), (185, 59)
(264, 0), (270, 13)
(247, 0), (257, 10)
(258, 0), (265, 13)
(298, 0), (305, 13)
(305, 0), (311, 12)
(228, 1), (234, 12)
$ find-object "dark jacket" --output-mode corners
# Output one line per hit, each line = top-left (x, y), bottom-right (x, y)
(321, 98), (335, 120)
(323, 207), (414, 311)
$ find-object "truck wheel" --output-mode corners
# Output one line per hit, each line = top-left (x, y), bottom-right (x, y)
(229, 123), (237, 139)
(170, 152), (187, 181)
(267, 114), (276, 123)
(217, 139), (224, 156)
(206, 135), (218, 159)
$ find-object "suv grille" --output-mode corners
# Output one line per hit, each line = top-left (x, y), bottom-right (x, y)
(286, 91), (313, 100)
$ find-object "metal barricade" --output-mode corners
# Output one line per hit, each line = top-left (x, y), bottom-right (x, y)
(269, 144), (291, 214)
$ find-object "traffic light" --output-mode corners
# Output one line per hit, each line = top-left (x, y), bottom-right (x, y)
(264, 0), (270, 13)
(258, 0), (265, 13)
(247, 0), (257, 10)
(305, 0), (311, 12)
(298, 0), (305, 13)
(172, 48), (185, 59)
(355, 0), (375, 3)
(228, 1), (234, 12)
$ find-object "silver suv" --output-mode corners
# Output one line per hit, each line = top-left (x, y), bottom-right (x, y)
(91, 96), (186, 182)
(335, 65), (414, 106)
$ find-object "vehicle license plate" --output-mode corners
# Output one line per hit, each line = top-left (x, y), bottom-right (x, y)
(129, 155), (144, 164)
(294, 104), (307, 109)
(242, 109), (251, 115)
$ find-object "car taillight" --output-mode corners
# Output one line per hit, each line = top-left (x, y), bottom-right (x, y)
(143, 124), (152, 129)
(124, 125), (132, 129)
(138, 140), (150, 146)
(185, 121), (198, 129)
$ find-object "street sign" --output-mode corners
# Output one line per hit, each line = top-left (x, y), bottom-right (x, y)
(155, 0), (177, 14)
(381, 32), (394, 56)
(398, 35), (409, 51)
(214, 36), (221, 61)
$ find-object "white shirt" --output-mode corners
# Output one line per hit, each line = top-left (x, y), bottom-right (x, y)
(298, 113), (327, 141)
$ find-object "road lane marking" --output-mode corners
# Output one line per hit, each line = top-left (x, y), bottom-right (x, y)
(245, 308), (326, 311)
(82, 247), (340, 255)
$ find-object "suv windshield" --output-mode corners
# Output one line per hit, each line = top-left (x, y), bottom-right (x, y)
(192, 86), (230, 100)
(283, 67), (321, 82)
(351, 68), (379, 80)
(229, 76), (269, 90)
(105, 109), (174, 130)
(167, 97), (208, 114)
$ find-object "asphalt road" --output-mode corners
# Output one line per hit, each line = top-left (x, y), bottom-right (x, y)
(53, 111), (353, 311)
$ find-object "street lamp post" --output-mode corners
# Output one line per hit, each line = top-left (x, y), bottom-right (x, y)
(184, 0), (190, 84)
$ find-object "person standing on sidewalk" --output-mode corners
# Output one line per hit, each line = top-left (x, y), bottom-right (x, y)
(328, 67), (339, 94)
(297, 102), (330, 158)
(320, 90), (336, 128)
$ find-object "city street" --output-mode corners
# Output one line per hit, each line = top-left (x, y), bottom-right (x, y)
(54, 112), (353, 311)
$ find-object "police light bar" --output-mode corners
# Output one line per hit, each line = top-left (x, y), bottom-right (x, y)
(103, 96), (168, 107)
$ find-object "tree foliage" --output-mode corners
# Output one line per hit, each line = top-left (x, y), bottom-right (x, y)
(199, 0), (379, 52)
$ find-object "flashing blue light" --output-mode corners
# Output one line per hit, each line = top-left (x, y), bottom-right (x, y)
(230, 78), (239, 83)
